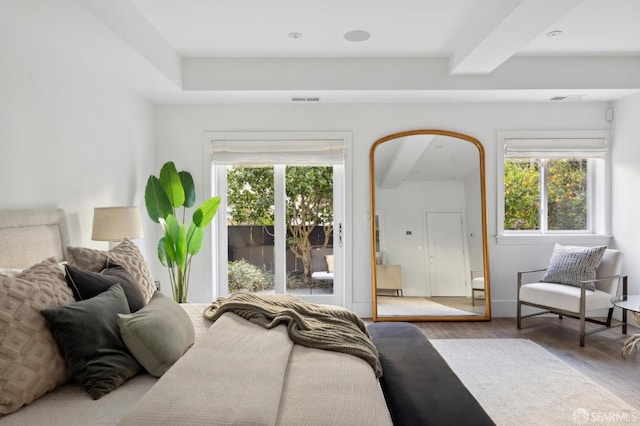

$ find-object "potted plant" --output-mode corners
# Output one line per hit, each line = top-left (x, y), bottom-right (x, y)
(145, 161), (221, 302)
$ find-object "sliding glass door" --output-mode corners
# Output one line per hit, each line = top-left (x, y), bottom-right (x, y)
(209, 133), (346, 306)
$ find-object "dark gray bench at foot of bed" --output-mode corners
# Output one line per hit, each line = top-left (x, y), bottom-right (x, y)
(368, 322), (495, 426)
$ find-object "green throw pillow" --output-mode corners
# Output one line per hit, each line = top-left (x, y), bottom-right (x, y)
(117, 291), (195, 377)
(41, 284), (141, 399)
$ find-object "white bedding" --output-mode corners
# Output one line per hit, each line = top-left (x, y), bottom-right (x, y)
(119, 312), (392, 426)
(2, 304), (391, 426)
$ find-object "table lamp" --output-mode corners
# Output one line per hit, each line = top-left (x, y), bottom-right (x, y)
(92, 206), (143, 249)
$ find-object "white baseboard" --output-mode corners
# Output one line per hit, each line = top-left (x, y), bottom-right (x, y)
(352, 301), (374, 319)
(490, 300), (517, 317)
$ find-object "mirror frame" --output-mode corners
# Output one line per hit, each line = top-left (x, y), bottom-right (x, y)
(370, 129), (491, 321)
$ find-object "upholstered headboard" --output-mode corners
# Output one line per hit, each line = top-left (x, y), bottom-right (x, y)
(0, 208), (70, 269)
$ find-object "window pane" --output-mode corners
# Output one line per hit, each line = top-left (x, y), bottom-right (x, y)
(504, 159), (540, 230)
(226, 166), (275, 294)
(285, 166), (334, 295)
(547, 159), (588, 231)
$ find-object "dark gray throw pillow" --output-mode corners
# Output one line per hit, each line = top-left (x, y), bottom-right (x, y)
(65, 262), (145, 312)
(41, 284), (141, 400)
(117, 291), (195, 377)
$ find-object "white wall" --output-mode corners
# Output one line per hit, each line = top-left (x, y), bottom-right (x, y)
(155, 102), (611, 315)
(378, 180), (467, 297)
(0, 14), (156, 259)
(612, 93), (640, 296)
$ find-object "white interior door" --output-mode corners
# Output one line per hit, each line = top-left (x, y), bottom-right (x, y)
(425, 211), (467, 297)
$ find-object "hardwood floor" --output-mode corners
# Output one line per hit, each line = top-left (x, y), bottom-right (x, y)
(409, 317), (640, 408)
(428, 296), (487, 315)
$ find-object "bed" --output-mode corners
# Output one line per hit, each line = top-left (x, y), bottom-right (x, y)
(0, 209), (391, 425)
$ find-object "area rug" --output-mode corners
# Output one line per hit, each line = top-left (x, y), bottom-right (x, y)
(431, 339), (639, 426)
(377, 296), (476, 316)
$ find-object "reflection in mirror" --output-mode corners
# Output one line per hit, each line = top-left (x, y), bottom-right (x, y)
(370, 130), (490, 321)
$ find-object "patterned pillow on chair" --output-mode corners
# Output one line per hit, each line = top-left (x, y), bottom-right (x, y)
(540, 244), (607, 291)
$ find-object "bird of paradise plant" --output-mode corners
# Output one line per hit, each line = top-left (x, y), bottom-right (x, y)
(144, 161), (221, 303)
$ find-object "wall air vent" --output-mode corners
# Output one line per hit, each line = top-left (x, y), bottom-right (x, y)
(291, 97), (320, 102)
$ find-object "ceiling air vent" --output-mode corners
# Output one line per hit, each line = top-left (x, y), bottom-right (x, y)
(550, 96), (567, 101)
(291, 97), (320, 102)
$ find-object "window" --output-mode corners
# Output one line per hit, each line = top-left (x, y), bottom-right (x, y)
(497, 131), (611, 244)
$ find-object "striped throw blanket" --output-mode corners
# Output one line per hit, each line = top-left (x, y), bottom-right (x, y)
(203, 292), (382, 378)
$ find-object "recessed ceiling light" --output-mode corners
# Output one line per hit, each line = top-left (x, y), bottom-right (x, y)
(344, 30), (370, 42)
(289, 32), (303, 40)
(546, 30), (563, 38)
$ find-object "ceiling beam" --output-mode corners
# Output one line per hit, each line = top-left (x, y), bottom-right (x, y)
(380, 135), (434, 189)
(82, 0), (182, 87)
(449, 0), (583, 75)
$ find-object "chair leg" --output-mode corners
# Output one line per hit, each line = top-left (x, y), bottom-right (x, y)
(579, 286), (586, 347)
(517, 300), (521, 329)
(605, 308), (614, 327)
(622, 276), (628, 335)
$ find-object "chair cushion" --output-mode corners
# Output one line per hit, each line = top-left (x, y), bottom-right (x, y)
(520, 282), (613, 313)
(593, 249), (623, 294)
(539, 244), (606, 291)
(472, 277), (484, 290)
(311, 271), (334, 281)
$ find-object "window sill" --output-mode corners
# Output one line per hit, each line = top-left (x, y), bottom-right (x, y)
(496, 234), (612, 245)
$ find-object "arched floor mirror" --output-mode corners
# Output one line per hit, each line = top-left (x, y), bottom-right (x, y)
(370, 130), (491, 321)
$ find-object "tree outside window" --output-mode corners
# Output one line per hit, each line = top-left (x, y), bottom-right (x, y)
(226, 165), (334, 286)
(504, 158), (588, 232)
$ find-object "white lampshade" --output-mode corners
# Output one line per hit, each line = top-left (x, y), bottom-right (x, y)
(92, 206), (143, 245)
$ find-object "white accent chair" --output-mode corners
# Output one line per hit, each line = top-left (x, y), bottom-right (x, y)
(471, 271), (485, 306)
(517, 249), (625, 347)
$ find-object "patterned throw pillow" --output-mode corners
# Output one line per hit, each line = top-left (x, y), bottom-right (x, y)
(67, 238), (155, 303)
(0, 258), (75, 415)
(539, 244), (607, 291)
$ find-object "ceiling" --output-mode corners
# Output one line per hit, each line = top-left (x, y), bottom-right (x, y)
(4, 0), (640, 103)
(131, 0), (640, 59)
(375, 134), (480, 185)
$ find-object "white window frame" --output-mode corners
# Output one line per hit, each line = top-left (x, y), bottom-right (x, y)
(202, 130), (353, 309)
(496, 130), (612, 245)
